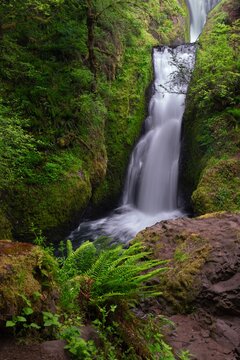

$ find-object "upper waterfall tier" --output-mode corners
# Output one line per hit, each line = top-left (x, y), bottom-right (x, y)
(187, 0), (220, 42)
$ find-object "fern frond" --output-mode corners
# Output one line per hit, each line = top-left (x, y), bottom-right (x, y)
(60, 239), (169, 310)
(66, 239), (73, 258)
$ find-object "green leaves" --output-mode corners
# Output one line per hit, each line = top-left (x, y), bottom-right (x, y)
(60, 240), (167, 309)
(0, 102), (41, 190)
(23, 307), (34, 316)
(43, 312), (61, 327)
(5, 315), (26, 328)
(190, 20), (239, 113)
(6, 320), (17, 328)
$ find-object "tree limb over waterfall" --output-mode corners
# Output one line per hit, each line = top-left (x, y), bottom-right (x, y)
(158, 49), (196, 94)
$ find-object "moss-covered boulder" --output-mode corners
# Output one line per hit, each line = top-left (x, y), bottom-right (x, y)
(136, 212), (240, 313)
(180, 0), (240, 214)
(192, 157), (240, 214)
(0, 240), (58, 326)
(6, 172), (92, 241)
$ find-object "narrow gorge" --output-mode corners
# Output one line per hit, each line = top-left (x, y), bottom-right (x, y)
(0, 0), (239, 359)
(69, 0), (221, 246)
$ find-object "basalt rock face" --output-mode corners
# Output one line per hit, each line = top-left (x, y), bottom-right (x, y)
(136, 212), (240, 359)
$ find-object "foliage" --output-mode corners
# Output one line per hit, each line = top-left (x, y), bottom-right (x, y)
(3, 237), (191, 359)
(190, 21), (239, 112)
(0, 101), (40, 190)
(181, 0), (240, 214)
(6, 305), (60, 336)
(0, 0), (187, 239)
(56, 239), (190, 359)
(59, 240), (167, 311)
(60, 326), (100, 359)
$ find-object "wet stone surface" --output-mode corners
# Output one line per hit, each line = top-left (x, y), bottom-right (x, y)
(137, 213), (240, 359)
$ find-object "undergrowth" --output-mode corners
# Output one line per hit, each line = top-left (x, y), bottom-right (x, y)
(5, 238), (191, 359)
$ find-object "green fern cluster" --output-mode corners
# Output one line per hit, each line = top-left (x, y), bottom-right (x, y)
(59, 240), (167, 310)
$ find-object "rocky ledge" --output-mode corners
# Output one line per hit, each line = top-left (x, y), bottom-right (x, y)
(136, 212), (240, 359)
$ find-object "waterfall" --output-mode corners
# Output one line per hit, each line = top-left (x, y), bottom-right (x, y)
(123, 46), (195, 215)
(69, 0), (220, 245)
(187, 0), (220, 42)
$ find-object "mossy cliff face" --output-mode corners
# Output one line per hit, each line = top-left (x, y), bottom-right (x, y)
(88, 0), (189, 210)
(0, 0), (187, 241)
(181, 0), (240, 215)
(0, 240), (58, 325)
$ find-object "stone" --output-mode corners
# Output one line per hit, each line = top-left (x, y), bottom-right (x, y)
(136, 212), (240, 359)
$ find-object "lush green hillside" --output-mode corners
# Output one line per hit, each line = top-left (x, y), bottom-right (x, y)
(0, 0), (187, 240)
(181, 0), (240, 214)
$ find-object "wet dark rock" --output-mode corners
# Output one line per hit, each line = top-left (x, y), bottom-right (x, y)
(136, 212), (240, 359)
(0, 338), (70, 360)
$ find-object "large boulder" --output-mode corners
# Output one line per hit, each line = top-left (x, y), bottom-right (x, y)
(136, 212), (240, 359)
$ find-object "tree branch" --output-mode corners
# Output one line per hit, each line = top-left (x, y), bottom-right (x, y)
(158, 84), (187, 95)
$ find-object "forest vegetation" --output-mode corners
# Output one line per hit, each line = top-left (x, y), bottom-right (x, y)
(0, 0), (239, 358)
(0, 0), (187, 241)
(181, 0), (240, 214)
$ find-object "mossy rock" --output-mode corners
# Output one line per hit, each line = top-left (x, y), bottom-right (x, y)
(192, 157), (240, 214)
(0, 240), (58, 325)
(6, 172), (92, 241)
(135, 212), (240, 314)
(136, 229), (211, 313)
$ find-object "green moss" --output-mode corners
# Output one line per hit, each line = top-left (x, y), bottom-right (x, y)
(181, 0), (240, 214)
(0, 241), (58, 321)
(0, 209), (12, 239)
(0, 0), (188, 239)
(9, 173), (91, 239)
(138, 231), (211, 312)
(192, 158), (240, 214)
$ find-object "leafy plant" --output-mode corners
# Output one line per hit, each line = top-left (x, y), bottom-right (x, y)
(60, 240), (167, 311)
(43, 312), (61, 328)
(60, 326), (99, 359)
(6, 302), (41, 332)
(178, 350), (192, 360)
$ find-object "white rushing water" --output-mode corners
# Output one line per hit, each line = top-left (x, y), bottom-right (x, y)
(123, 46), (195, 215)
(187, 0), (220, 42)
(69, 0), (220, 245)
(70, 45), (195, 244)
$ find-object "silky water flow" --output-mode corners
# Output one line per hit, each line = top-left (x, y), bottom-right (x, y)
(69, 0), (221, 245)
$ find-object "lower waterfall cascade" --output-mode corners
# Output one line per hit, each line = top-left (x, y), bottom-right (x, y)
(69, 0), (221, 245)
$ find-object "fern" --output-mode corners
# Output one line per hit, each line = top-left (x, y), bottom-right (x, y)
(60, 240), (167, 308)
(62, 241), (97, 278)
(66, 239), (73, 258)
